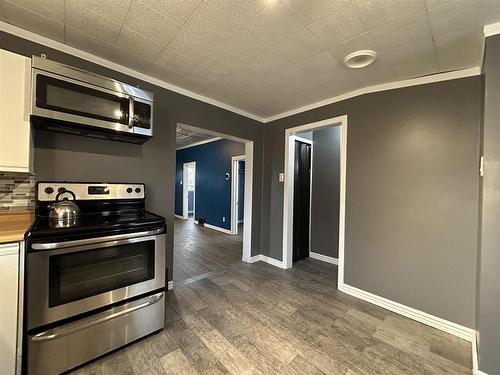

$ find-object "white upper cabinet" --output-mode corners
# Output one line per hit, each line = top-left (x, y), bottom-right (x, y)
(0, 49), (32, 173)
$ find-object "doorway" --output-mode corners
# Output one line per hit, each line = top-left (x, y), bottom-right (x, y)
(231, 155), (245, 234)
(292, 138), (312, 262)
(282, 115), (347, 289)
(182, 162), (196, 220)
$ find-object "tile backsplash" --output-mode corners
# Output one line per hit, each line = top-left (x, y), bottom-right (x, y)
(0, 173), (35, 211)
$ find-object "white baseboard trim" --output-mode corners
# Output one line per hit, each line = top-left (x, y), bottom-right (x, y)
(174, 214), (185, 220)
(194, 220), (232, 234)
(247, 254), (287, 269)
(309, 251), (339, 265)
(338, 283), (475, 342)
(472, 331), (490, 375)
(168, 281), (174, 290)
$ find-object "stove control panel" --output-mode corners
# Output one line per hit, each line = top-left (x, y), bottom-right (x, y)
(37, 183), (145, 201)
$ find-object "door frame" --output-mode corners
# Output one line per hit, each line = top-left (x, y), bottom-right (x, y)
(177, 123), (254, 263)
(282, 115), (347, 289)
(182, 161), (196, 220)
(231, 155), (245, 235)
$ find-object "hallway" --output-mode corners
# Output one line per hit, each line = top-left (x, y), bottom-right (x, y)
(71, 220), (472, 375)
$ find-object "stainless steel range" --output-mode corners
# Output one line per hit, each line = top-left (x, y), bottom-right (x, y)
(24, 182), (166, 375)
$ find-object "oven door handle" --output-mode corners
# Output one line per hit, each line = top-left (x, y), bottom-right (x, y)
(30, 292), (164, 342)
(31, 228), (164, 250)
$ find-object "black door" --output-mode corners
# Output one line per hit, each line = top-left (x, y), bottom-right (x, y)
(293, 140), (312, 262)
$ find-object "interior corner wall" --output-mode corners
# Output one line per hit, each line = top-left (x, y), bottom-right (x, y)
(261, 76), (482, 329)
(310, 126), (341, 258)
(175, 139), (245, 229)
(0, 31), (265, 280)
(478, 34), (500, 375)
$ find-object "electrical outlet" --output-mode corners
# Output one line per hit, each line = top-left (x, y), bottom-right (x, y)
(222, 216), (226, 222)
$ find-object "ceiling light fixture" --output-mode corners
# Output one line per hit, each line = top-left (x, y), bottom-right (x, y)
(344, 50), (377, 69)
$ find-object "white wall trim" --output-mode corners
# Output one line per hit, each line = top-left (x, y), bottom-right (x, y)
(247, 254), (287, 269)
(263, 67), (481, 123)
(0, 21), (263, 122)
(472, 331), (490, 375)
(231, 154), (245, 235)
(168, 281), (174, 290)
(182, 162), (196, 220)
(174, 214), (185, 220)
(282, 115), (347, 283)
(176, 137), (222, 150)
(339, 283), (475, 342)
(193, 220), (232, 234)
(484, 21), (500, 37)
(309, 251), (339, 265)
(292, 135), (313, 145)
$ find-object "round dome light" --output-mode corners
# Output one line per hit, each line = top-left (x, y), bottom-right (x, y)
(344, 50), (377, 69)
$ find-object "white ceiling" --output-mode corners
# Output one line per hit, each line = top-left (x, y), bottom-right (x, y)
(0, 0), (495, 120)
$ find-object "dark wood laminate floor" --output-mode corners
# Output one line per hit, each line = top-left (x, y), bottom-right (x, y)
(72, 219), (472, 375)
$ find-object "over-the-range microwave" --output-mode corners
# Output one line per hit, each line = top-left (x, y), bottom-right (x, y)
(31, 56), (154, 144)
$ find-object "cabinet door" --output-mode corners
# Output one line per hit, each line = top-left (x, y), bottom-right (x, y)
(0, 243), (20, 375)
(0, 50), (32, 173)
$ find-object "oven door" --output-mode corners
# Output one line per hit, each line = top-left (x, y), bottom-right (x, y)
(32, 69), (133, 134)
(27, 230), (165, 330)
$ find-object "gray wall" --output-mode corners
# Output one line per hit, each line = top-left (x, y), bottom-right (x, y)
(310, 126), (341, 258)
(261, 77), (482, 328)
(478, 35), (500, 374)
(0, 32), (264, 282)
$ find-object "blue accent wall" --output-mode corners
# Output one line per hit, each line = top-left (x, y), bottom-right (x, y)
(176, 139), (245, 229)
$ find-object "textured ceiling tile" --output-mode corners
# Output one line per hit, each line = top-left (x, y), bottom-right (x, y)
(295, 50), (361, 92)
(68, 0), (132, 24)
(157, 48), (196, 76)
(434, 28), (483, 72)
(116, 27), (165, 62)
(0, 1), (5, 19)
(354, 0), (426, 29)
(245, 2), (304, 46)
(166, 28), (221, 63)
(139, 0), (202, 26)
(3, 1), (64, 42)
(112, 48), (155, 73)
(183, 1), (242, 45)
(209, 0), (269, 27)
(423, 0), (453, 10)
(65, 1), (122, 44)
(382, 38), (439, 80)
(6, 0), (64, 22)
(65, 26), (117, 61)
(147, 62), (185, 83)
(347, 58), (397, 86)
(428, 0), (500, 35)
(307, 5), (367, 47)
(273, 29), (324, 63)
(371, 12), (432, 49)
(123, 1), (180, 45)
(280, 0), (351, 26)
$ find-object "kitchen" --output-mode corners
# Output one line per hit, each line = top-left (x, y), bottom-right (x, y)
(1, 1), (500, 374)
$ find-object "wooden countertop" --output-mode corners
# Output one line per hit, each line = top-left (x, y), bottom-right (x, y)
(0, 211), (34, 244)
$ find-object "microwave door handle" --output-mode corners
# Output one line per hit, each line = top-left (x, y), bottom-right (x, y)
(128, 97), (134, 129)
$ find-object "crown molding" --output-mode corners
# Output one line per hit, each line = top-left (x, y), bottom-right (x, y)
(484, 21), (500, 37)
(262, 66), (482, 123)
(0, 21), (484, 125)
(0, 21), (265, 122)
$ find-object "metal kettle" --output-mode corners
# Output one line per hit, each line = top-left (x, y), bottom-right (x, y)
(48, 189), (80, 223)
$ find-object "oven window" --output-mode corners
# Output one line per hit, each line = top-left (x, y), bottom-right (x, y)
(36, 74), (130, 125)
(48, 240), (155, 307)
